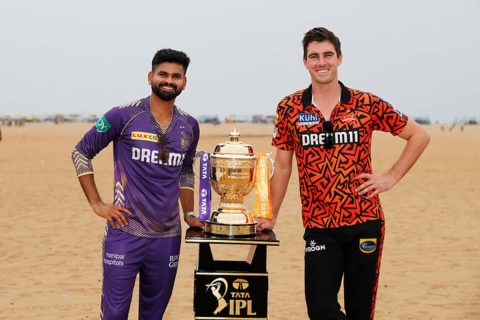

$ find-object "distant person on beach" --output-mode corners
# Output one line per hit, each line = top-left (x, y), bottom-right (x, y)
(71, 49), (202, 319)
(257, 27), (430, 319)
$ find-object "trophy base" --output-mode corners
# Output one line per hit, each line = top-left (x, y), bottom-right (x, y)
(204, 221), (257, 237)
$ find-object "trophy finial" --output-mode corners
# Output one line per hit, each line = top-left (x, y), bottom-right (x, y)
(229, 129), (240, 142)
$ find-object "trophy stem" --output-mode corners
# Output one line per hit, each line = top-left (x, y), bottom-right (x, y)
(219, 194), (246, 214)
(206, 194), (256, 236)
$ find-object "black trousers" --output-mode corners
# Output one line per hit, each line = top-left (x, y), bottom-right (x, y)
(304, 219), (385, 320)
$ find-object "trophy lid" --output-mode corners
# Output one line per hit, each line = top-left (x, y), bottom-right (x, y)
(213, 129), (254, 157)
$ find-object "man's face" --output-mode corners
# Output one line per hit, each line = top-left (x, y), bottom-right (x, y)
(303, 41), (342, 85)
(148, 62), (187, 101)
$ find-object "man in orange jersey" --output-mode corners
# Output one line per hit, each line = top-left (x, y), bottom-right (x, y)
(257, 27), (430, 319)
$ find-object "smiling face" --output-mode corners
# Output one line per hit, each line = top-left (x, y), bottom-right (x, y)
(148, 62), (187, 101)
(303, 40), (342, 85)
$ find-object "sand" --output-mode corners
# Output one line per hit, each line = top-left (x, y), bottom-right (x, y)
(0, 122), (478, 319)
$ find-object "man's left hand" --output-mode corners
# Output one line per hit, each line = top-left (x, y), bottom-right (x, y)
(256, 217), (276, 231)
(355, 172), (398, 199)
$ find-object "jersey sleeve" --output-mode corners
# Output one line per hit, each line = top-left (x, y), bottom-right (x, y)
(370, 96), (408, 135)
(271, 99), (295, 150)
(180, 119), (199, 190)
(71, 107), (125, 177)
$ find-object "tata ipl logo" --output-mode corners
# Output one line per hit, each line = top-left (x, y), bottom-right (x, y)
(206, 278), (229, 315)
(206, 278), (257, 316)
(232, 278), (249, 290)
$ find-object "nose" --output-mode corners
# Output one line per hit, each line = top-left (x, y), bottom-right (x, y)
(163, 76), (174, 83)
(316, 56), (326, 66)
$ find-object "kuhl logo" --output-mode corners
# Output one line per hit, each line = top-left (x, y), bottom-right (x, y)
(298, 113), (319, 125)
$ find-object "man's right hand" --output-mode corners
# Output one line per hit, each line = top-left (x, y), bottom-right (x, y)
(92, 202), (132, 228)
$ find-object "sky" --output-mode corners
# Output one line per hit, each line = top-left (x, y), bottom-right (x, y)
(0, 0), (479, 123)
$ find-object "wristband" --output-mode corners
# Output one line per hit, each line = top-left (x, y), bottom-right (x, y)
(184, 211), (198, 218)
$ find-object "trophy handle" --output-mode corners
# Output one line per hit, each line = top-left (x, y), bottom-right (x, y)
(266, 152), (274, 179)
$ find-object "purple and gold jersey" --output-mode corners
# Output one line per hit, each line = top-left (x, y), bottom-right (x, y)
(72, 97), (199, 238)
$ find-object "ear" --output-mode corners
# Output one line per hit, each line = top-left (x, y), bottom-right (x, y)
(338, 54), (343, 66)
(183, 76), (187, 90)
(148, 71), (153, 85)
(303, 57), (308, 69)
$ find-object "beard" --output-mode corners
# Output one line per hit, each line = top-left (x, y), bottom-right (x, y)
(151, 83), (183, 102)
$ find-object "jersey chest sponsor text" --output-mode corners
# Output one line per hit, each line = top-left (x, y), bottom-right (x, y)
(300, 129), (360, 147)
(131, 131), (159, 143)
(131, 147), (185, 166)
(298, 113), (319, 125)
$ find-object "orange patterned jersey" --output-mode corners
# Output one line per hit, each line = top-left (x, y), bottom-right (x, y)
(272, 82), (408, 228)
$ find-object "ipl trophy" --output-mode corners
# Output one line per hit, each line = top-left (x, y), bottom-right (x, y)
(188, 129), (279, 319)
(201, 129), (272, 237)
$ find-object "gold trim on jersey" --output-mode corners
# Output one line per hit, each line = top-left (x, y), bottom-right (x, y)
(72, 148), (94, 177)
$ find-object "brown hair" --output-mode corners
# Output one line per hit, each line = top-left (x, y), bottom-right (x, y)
(302, 27), (342, 59)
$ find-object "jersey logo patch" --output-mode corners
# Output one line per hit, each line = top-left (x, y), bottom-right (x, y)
(298, 113), (319, 125)
(339, 111), (357, 123)
(305, 240), (326, 253)
(131, 131), (158, 143)
(181, 131), (189, 150)
(272, 127), (278, 138)
(96, 116), (111, 132)
(359, 238), (377, 254)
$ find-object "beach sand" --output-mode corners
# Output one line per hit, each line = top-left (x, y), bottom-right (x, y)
(0, 122), (478, 319)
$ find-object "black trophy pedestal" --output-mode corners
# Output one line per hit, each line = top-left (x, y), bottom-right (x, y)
(186, 227), (279, 320)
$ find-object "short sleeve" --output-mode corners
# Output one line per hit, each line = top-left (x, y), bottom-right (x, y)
(272, 100), (294, 150)
(71, 107), (126, 177)
(74, 107), (126, 159)
(370, 97), (408, 135)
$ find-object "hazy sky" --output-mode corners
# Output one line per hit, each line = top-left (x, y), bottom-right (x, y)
(1, 0), (479, 122)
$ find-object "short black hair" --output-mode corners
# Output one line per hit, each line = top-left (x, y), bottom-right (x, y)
(152, 49), (190, 73)
(302, 27), (342, 59)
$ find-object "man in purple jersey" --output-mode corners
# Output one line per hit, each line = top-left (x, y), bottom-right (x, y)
(72, 49), (203, 320)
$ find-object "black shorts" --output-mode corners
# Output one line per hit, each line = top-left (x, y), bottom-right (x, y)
(303, 219), (385, 320)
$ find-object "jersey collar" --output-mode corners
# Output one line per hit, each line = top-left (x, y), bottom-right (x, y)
(145, 96), (179, 134)
(301, 81), (351, 108)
